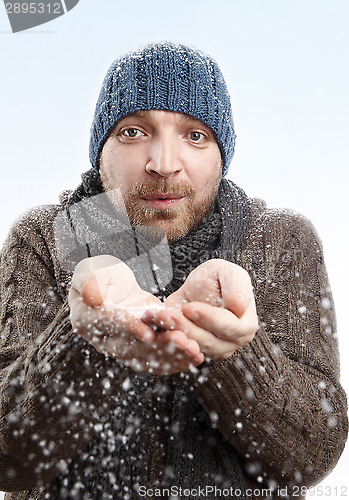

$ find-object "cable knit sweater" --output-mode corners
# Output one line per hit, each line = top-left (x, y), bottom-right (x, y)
(0, 184), (347, 499)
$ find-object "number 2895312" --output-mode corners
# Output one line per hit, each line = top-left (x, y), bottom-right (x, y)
(5, 2), (63, 14)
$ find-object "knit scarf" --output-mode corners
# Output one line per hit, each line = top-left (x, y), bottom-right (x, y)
(51, 169), (252, 500)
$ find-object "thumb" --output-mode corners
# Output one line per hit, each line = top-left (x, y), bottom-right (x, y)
(71, 256), (119, 307)
(218, 262), (253, 318)
(223, 290), (248, 318)
(81, 277), (105, 308)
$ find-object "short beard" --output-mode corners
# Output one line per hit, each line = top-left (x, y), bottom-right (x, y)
(100, 172), (220, 242)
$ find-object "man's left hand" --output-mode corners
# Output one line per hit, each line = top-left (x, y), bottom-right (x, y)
(142, 260), (258, 361)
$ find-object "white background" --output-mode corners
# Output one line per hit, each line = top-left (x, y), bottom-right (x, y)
(0, 1), (348, 498)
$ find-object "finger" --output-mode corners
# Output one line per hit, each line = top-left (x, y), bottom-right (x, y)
(182, 301), (256, 343)
(222, 290), (247, 319)
(157, 330), (204, 365)
(71, 257), (109, 298)
(148, 310), (233, 360)
(166, 317), (237, 359)
(81, 278), (104, 307)
(115, 310), (156, 342)
(218, 262), (254, 318)
(141, 308), (231, 359)
(182, 301), (237, 339)
(74, 305), (156, 343)
(142, 308), (187, 332)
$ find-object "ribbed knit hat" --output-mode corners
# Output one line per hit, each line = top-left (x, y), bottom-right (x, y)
(89, 42), (236, 176)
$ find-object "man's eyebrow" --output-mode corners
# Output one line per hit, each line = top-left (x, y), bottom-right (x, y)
(180, 113), (196, 121)
(125, 110), (150, 119)
(131, 110), (147, 118)
(179, 113), (205, 124)
(133, 110), (198, 120)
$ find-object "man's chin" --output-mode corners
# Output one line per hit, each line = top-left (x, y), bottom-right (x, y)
(125, 201), (196, 243)
(131, 217), (193, 243)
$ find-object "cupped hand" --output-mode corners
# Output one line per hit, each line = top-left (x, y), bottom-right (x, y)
(68, 255), (204, 375)
(73, 254), (162, 311)
(144, 259), (258, 360)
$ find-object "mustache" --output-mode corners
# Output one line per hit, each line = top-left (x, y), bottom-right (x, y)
(129, 180), (195, 197)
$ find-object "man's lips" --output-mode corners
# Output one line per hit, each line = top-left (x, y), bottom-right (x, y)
(141, 193), (185, 208)
(142, 193), (184, 200)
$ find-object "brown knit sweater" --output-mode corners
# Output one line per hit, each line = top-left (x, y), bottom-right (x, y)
(0, 196), (347, 500)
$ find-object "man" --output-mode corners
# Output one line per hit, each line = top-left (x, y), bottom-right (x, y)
(0, 42), (347, 500)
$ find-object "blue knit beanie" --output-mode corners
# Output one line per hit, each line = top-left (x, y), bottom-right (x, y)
(89, 42), (236, 176)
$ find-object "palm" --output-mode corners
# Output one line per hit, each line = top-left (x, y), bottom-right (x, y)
(165, 259), (226, 309)
(77, 255), (161, 311)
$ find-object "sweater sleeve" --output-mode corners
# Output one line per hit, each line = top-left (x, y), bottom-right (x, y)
(0, 209), (134, 492)
(177, 207), (348, 491)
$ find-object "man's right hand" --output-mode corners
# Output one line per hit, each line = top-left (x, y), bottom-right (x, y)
(68, 255), (204, 375)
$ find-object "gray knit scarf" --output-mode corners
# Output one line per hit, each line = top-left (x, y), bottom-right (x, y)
(51, 169), (252, 500)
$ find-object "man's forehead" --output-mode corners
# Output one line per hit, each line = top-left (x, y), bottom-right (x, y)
(122, 109), (204, 123)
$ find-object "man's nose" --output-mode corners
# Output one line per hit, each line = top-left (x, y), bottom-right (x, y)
(145, 136), (183, 177)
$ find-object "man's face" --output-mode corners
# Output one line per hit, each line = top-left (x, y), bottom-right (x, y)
(99, 110), (222, 242)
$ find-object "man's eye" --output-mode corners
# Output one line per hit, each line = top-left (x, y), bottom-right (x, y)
(188, 131), (205, 142)
(123, 128), (142, 138)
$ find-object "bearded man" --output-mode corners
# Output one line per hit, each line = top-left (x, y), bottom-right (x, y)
(0, 42), (347, 500)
